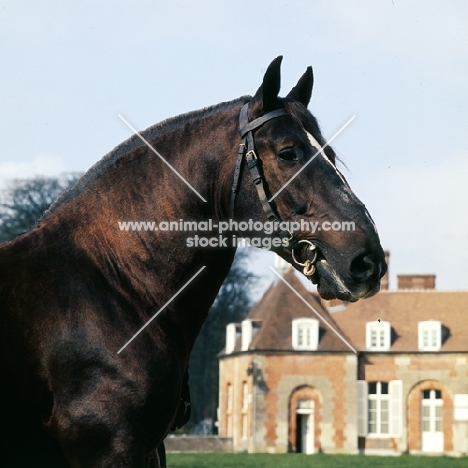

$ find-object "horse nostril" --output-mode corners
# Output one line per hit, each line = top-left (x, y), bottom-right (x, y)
(350, 252), (380, 282)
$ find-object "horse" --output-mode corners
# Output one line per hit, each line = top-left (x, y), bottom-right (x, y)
(0, 56), (386, 467)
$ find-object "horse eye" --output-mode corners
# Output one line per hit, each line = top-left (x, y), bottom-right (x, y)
(278, 148), (298, 162)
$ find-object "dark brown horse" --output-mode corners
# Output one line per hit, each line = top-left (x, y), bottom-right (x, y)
(0, 57), (386, 467)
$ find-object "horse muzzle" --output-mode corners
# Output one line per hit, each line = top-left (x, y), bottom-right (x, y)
(291, 241), (387, 302)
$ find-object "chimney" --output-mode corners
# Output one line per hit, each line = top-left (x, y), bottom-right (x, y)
(225, 323), (240, 354)
(380, 250), (390, 290)
(397, 274), (436, 290)
(241, 319), (253, 351)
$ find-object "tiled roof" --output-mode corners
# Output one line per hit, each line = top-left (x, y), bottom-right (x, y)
(331, 290), (468, 352)
(242, 268), (353, 352)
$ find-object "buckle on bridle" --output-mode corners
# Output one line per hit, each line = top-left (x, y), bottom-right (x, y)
(284, 230), (294, 243)
(246, 149), (257, 160)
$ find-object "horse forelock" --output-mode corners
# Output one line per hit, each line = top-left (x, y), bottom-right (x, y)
(40, 96), (251, 221)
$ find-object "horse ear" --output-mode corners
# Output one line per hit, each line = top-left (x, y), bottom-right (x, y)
(286, 66), (314, 107)
(250, 56), (283, 115)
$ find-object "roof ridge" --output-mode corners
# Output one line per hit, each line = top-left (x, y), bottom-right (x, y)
(246, 269), (355, 352)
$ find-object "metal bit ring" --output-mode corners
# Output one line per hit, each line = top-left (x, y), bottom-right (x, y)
(291, 240), (317, 266)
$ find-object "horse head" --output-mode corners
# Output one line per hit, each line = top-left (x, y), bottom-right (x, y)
(232, 56), (387, 302)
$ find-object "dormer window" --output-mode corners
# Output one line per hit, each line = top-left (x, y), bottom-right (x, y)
(366, 321), (391, 351)
(418, 320), (442, 351)
(292, 318), (319, 350)
(241, 320), (253, 351)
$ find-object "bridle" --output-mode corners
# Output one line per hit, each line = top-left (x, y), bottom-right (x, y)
(229, 102), (317, 277)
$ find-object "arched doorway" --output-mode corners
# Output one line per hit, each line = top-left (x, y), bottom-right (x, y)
(407, 380), (453, 453)
(289, 386), (321, 454)
(296, 399), (315, 454)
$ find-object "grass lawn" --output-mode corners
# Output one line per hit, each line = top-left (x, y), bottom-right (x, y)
(166, 452), (467, 468)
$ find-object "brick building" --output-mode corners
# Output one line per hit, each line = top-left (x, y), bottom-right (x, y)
(218, 263), (468, 456)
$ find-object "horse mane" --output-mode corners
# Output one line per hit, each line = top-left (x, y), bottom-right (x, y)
(40, 96), (250, 221)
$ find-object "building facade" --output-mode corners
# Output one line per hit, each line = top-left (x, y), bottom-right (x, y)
(218, 267), (468, 456)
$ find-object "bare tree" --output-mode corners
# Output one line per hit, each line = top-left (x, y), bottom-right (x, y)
(0, 173), (82, 243)
(187, 249), (257, 433)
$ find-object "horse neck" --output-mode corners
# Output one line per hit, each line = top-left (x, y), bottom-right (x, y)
(35, 102), (244, 351)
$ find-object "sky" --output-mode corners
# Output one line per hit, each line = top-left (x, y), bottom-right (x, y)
(1, 0), (467, 294)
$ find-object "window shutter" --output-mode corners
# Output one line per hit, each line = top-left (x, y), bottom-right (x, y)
(389, 380), (403, 437)
(357, 380), (368, 436)
(454, 394), (468, 421)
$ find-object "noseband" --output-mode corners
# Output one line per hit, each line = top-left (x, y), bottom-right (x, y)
(229, 102), (317, 277)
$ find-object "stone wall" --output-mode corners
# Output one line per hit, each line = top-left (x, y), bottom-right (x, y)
(164, 436), (233, 453)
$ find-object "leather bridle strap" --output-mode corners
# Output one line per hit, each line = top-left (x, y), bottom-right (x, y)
(239, 105), (288, 136)
(229, 102), (298, 250)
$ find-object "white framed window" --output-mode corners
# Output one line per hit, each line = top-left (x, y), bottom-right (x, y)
(418, 321), (442, 351)
(366, 321), (391, 351)
(241, 381), (249, 439)
(225, 323), (237, 354)
(368, 382), (390, 436)
(242, 381), (249, 409)
(357, 380), (402, 437)
(241, 319), (253, 351)
(422, 389), (443, 431)
(292, 318), (319, 350)
(226, 383), (233, 437)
